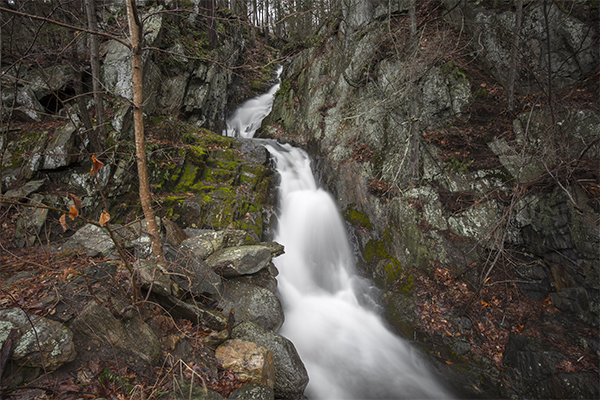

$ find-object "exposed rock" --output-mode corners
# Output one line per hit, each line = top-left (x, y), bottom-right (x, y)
(43, 123), (78, 170)
(215, 339), (275, 388)
(13, 194), (48, 247)
(162, 217), (189, 246)
(442, 0), (598, 92)
(61, 223), (124, 258)
(235, 266), (278, 294)
(1, 87), (45, 122)
(228, 383), (274, 400)
(164, 245), (224, 298)
(205, 245), (272, 278)
(2, 179), (46, 202)
(72, 300), (161, 364)
(154, 292), (227, 331)
(221, 280), (284, 332)
(232, 322), (309, 400)
(134, 259), (173, 297)
(0, 308), (76, 371)
(181, 229), (248, 259)
(171, 375), (225, 400)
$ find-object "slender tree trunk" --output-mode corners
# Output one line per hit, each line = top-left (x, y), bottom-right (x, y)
(85, 0), (107, 154)
(126, 0), (166, 265)
(507, 0), (523, 112)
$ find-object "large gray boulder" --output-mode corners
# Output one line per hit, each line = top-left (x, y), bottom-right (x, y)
(0, 308), (76, 371)
(181, 229), (248, 259)
(221, 280), (284, 332)
(232, 322), (309, 400)
(205, 245), (273, 278)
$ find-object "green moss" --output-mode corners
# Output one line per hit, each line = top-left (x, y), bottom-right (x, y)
(441, 60), (468, 81)
(344, 205), (373, 229)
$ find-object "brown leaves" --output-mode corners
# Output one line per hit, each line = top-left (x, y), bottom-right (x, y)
(99, 210), (110, 227)
(90, 155), (105, 175)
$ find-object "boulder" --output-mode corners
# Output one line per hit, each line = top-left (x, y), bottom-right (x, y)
(221, 280), (284, 332)
(72, 300), (161, 364)
(0, 308), (76, 371)
(228, 383), (274, 400)
(232, 322), (308, 400)
(164, 245), (223, 298)
(205, 245), (272, 278)
(215, 339), (275, 388)
(13, 194), (48, 248)
(134, 259), (173, 297)
(43, 123), (78, 170)
(180, 229), (248, 259)
(155, 292), (227, 331)
(61, 224), (117, 257)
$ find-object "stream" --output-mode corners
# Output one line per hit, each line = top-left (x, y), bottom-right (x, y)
(223, 71), (453, 400)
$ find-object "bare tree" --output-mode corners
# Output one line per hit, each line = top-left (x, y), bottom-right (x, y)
(126, 0), (166, 266)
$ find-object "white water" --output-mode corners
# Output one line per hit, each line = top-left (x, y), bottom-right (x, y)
(224, 71), (453, 400)
(223, 67), (282, 138)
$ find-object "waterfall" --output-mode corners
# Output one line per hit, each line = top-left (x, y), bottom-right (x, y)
(223, 67), (282, 138)
(223, 70), (453, 400)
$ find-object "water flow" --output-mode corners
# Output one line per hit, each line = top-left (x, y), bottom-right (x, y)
(223, 71), (452, 400)
(223, 67), (282, 138)
(266, 143), (451, 400)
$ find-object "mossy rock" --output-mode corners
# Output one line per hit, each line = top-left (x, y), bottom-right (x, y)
(343, 204), (373, 230)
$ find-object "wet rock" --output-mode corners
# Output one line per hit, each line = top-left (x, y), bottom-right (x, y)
(221, 280), (284, 332)
(205, 245), (272, 278)
(228, 383), (274, 400)
(0, 308), (76, 371)
(232, 322), (308, 400)
(72, 300), (161, 364)
(215, 339), (275, 388)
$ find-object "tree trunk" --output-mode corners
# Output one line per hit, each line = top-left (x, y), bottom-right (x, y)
(85, 0), (107, 155)
(507, 0), (523, 112)
(126, 0), (166, 265)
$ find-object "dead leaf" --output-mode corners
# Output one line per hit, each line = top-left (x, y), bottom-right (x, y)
(68, 206), (79, 220)
(69, 193), (82, 209)
(90, 155), (105, 175)
(60, 214), (67, 232)
(99, 210), (110, 227)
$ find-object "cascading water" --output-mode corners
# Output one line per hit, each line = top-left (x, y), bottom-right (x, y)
(224, 70), (453, 400)
(223, 67), (282, 138)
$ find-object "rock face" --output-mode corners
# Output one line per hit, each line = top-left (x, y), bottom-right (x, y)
(262, 2), (598, 398)
(443, 0), (598, 93)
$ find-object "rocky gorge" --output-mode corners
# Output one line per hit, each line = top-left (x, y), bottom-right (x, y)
(0, 0), (599, 399)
